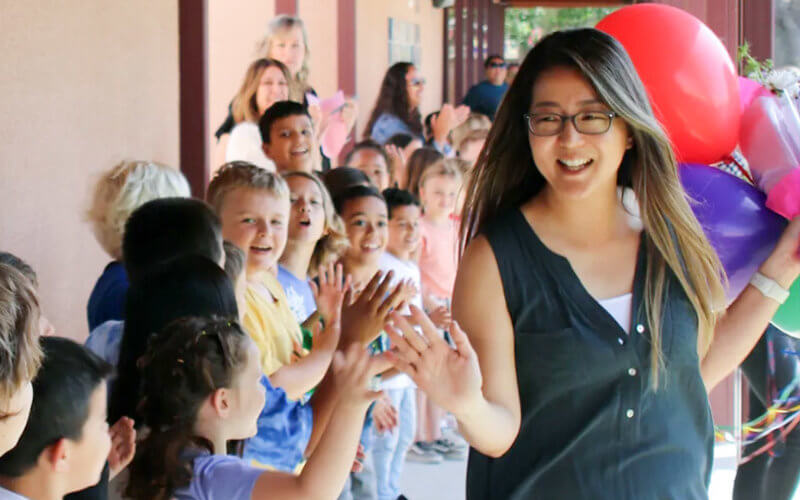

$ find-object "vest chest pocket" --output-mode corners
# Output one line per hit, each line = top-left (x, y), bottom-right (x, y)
(515, 327), (605, 403)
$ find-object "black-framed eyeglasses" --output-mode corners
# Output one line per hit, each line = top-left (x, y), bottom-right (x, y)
(488, 62), (507, 69)
(523, 111), (617, 136)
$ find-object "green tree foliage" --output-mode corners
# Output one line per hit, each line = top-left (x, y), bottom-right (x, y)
(504, 7), (618, 61)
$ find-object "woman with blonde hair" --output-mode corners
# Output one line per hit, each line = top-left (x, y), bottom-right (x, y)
(85, 160), (190, 331)
(278, 170), (349, 323)
(256, 15), (312, 103)
(222, 58), (291, 170)
(383, 29), (800, 499)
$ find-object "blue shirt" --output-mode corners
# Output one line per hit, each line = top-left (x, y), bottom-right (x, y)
(370, 113), (452, 155)
(461, 80), (508, 119)
(87, 261), (129, 331)
(276, 265), (316, 323)
(174, 452), (263, 500)
(85, 320), (124, 368)
(242, 375), (313, 471)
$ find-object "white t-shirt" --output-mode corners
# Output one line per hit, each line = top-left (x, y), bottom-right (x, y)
(225, 122), (276, 171)
(598, 293), (633, 334)
(378, 252), (422, 390)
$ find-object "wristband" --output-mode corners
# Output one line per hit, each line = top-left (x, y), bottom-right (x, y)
(749, 272), (790, 304)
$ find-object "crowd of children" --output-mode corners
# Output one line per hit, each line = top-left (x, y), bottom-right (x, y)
(4, 9), (800, 500)
(0, 13), (489, 500)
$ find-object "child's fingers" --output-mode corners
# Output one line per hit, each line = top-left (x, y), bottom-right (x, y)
(360, 271), (385, 303)
(367, 352), (394, 377)
(343, 287), (353, 308)
(409, 305), (448, 350)
(369, 271), (395, 306)
(384, 350), (418, 378)
(335, 263), (345, 291)
(377, 284), (409, 318)
(385, 320), (425, 362)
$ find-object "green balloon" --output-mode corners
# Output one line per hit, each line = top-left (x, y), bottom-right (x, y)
(773, 278), (800, 336)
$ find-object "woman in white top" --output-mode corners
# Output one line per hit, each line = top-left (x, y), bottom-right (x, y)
(219, 58), (291, 170)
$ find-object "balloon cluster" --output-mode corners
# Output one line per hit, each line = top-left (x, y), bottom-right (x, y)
(597, 5), (800, 336)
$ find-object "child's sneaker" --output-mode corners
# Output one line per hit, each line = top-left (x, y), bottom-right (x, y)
(406, 442), (443, 464)
(431, 438), (468, 460)
(440, 429), (468, 452)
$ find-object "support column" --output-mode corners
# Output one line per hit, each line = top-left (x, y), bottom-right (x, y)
(178, 0), (208, 197)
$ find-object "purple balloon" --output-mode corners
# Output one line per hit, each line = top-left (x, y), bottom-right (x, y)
(679, 163), (787, 299)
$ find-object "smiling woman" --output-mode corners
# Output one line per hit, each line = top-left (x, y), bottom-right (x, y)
(371, 27), (800, 500)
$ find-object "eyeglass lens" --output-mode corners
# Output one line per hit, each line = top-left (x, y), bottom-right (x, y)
(527, 112), (613, 136)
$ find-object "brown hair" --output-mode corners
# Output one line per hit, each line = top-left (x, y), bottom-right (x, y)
(0, 264), (43, 403)
(206, 161), (290, 214)
(405, 147), (444, 197)
(364, 62), (423, 139)
(125, 316), (250, 500)
(231, 58), (291, 124)
(282, 171), (349, 274)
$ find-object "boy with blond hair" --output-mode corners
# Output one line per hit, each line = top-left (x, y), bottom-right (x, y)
(207, 161), (341, 402)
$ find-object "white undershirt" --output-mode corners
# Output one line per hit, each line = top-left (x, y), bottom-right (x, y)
(598, 293), (633, 334)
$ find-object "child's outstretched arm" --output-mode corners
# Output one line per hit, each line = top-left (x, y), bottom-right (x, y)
(251, 344), (381, 500)
(269, 263), (347, 400)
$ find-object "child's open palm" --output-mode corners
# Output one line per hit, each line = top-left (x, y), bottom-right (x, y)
(385, 305), (483, 416)
(310, 262), (350, 330)
(341, 271), (409, 346)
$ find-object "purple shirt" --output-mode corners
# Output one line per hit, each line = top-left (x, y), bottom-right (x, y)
(173, 453), (263, 500)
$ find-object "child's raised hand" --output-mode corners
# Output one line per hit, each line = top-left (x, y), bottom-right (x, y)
(372, 396), (399, 433)
(108, 416), (136, 480)
(310, 262), (350, 329)
(331, 343), (383, 408)
(385, 144), (407, 187)
(340, 99), (359, 131)
(385, 305), (483, 417)
(428, 305), (452, 329)
(341, 271), (408, 346)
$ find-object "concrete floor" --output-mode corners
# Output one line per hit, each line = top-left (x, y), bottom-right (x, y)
(397, 443), (799, 500)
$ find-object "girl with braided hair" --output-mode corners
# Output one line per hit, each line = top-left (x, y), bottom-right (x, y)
(126, 316), (384, 500)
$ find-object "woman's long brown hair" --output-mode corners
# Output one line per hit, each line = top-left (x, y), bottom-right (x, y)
(460, 29), (726, 387)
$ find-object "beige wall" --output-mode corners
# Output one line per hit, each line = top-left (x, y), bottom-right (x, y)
(356, 0), (445, 138)
(299, 0), (339, 100)
(207, 0), (276, 173)
(207, 0), (339, 173)
(0, 1), (180, 341)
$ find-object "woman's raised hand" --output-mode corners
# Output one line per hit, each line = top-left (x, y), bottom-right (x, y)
(385, 305), (483, 417)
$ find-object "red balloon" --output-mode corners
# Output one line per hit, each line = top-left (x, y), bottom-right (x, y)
(597, 4), (739, 165)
